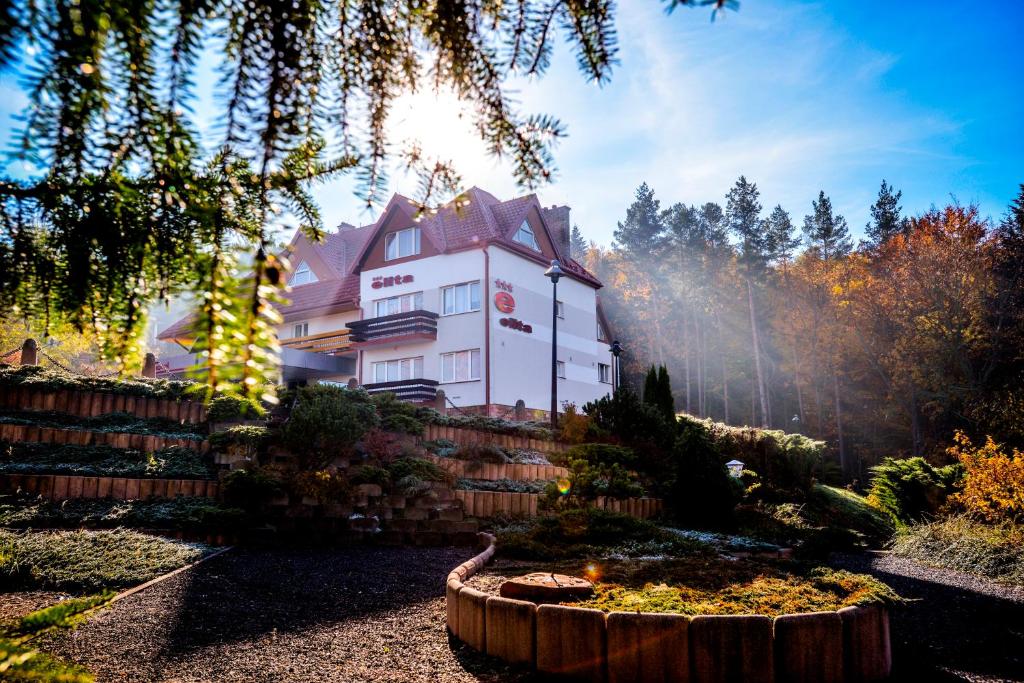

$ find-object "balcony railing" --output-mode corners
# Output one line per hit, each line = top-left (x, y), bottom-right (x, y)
(280, 328), (352, 355)
(348, 309), (438, 347)
(362, 378), (439, 402)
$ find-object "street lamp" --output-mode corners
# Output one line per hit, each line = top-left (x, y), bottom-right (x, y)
(544, 259), (564, 428)
(609, 340), (623, 393)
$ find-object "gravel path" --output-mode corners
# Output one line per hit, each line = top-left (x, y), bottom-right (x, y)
(832, 552), (1024, 682)
(37, 546), (540, 683)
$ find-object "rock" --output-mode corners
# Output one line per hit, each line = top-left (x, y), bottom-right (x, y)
(499, 573), (594, 603)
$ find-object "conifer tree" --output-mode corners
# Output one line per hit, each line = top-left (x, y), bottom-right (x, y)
(643, 366), (660, 408)
(614, 183), (666, 261)
(570, 224), (587, 260)
(866, 180), (907, 247)
(762, 205), (800, 265)
(803, 191), (853, 259)
(657, 365), (676, 422)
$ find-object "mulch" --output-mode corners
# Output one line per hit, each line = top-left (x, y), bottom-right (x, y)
(35, 545), (541, 683)
(0, 590), (72, 624)
(831, 552), (1024, 682)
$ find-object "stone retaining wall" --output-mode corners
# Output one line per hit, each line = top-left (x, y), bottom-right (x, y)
(0, 386), (207, 424)
(446, 536), (893, 683)
(0, 422), (207, 452)
(0, 472), (219, 500)
(453, 490), (663, 520)
(422, 424), (568, 454)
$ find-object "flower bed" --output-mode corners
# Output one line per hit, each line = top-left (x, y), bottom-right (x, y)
(446, 535), (895, 683)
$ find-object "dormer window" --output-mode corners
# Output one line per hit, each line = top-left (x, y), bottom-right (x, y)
(290, 261), (318, 286)
(513, 219), (540, 251)
(385, 227), (421, 261)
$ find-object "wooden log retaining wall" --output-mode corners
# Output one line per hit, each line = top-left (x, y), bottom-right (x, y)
(453, 490), (662, 520)
(0, 472), (220, 501)
(0, 386), (207, 424)
(0, 423), (208, 452)
(422, 424), (569, 454)
(423, 454), (569, 482)
(447, 536), (893, 683)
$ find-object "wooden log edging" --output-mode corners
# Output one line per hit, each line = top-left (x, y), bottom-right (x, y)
(445, 538), (893, 683)
(0, 386), (207, 424)
(0, 472), (220, 501)
(423, 453), (569, 482)
(452, 489), (663, 520)
(421, 424), (569, 454)
(0, 422), (208, 452)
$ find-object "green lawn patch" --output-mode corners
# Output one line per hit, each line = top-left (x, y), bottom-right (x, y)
(0, 529), (207, 592)
(0, 442), (215, 479)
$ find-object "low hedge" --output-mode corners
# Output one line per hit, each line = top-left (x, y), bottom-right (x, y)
(0, 364), (197, 400)
(0, 409), (205, 440)
(456, 477), (547, 494)
(0, 441), (216, 479)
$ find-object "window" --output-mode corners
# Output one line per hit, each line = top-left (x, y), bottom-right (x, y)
(290, 261), (318, 286)
(385, 227), (421, 260)
(598, 363), (611, 384)
(513, 220), (540, 251)
(556, 361), (566, 379)
(442, 281), (481, 315)
(441, 349), (481, 383)
(293, 322), (309, 338)
(375, 291), (423, 317)
(372, 356), (424, 384)
(556, 300), (564, 319)
(597, 319), (607, 341)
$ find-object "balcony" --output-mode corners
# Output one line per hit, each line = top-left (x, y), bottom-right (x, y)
(348, 310), (439, 348)
(362, 378), (439, 402)
(280, 328), (352, 355)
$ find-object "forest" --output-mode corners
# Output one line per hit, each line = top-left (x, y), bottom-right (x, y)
(581, 178), (1024, 478)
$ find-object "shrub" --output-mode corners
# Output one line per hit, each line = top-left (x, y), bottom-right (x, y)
(0, 528), (205, 591)
(360, 428), (402, 462)
(282, 385), (378, 469)
(665, 419), (741, 530)
(221, 468), (283, 512)
(456, 478), (546, 493)
(563, 443), (637, 469)
(0, 442), (215, 479)
(546, 458), (645, 507)
(289, 469), (350, 503)
(583, 387), (673, 447)
(0, 364), (197, 400)
(388, 457), (450, 483)
(890, 514), (1024, 586)
(348, 464), (390, 488)
(948, 431), (1024, 523)
(558, 402), (590, 444)
(381, 413), (425, 435)
(868, 456), (962, 526)
(416, 407), (556, 440)
(458, 443), (510, 464)
(207, 394), (265, 422)
(0, 494), (247, 532)
(208, 425), (271, 463)
(0, 409), (204, 439)
(422, 438), (457, 457)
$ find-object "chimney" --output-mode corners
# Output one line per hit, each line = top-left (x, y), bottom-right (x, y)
(544, 205), (571, 258)
(336, 221), (356, 232)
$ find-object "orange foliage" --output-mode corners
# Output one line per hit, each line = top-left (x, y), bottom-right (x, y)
(559, 402), (590, 444)
(949, 431), (1024, 523)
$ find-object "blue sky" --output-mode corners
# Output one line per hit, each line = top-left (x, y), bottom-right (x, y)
(1, 0), (1021, 247)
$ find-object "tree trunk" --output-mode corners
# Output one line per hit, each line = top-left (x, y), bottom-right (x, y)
(683, 307), (692, 414)
(747, 278), (769, 427)
(833, 368), (847, 475)
(715, 312), (730, 424)
(910, 388), (922, 457)
(792, 342), (805, 426)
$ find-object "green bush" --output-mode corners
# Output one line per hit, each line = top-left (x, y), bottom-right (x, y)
(422, 438), (457, 457)
(208, 425), (271, 462)
(388, 456), (450, 483)
(583, 387), (673, 446)
(868, 457), (963, 525)
(457, 443), (510, 464)
(0, 364), (197, 399)
(0, 528), (206, 591)
(381, 413), (424, 435)
(348, 464), (391, 488)
(0, 441), (215, 479)
(221, 468), (283, 512)
(545, 455), (645, 508)
(496, 508), (709, 560)
(207, 394), (265, 422)
(665, 419), (741, 530)
(563, 443), (637, 469)
(282, 385), (379, 469)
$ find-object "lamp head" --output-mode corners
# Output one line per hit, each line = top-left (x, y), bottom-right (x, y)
(544, 259), (564, 283)
(609, 340), (623, 357)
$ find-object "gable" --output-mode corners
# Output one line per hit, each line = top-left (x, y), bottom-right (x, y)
(354, 200), (444, 272)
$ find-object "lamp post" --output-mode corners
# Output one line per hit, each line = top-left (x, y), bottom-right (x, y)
(544, 259), (564, 428)
(609, 340), (623, 393)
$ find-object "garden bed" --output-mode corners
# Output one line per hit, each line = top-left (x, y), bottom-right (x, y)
(0, 441), (215, 479)
(0, 493), (245, 532)
(0, 364), (197, 400)
(0, 528), (211, 592)
(0, 409), (205, 439)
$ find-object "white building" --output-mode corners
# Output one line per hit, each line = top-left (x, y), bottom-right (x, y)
(159, 187), (615, 418)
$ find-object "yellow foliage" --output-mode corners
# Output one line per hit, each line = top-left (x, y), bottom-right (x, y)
(949, 431), (1024, 523)
(559, 402), (590, 444)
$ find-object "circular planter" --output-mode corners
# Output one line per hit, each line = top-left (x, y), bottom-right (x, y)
(445, 538), (892, 683)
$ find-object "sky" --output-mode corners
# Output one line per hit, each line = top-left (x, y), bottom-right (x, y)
(1, 0), (1021, 247)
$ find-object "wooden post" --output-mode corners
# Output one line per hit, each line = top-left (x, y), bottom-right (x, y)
(20, 338), (37, 366)
(141, 353), (156, 378)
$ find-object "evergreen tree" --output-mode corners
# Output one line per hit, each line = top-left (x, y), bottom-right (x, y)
(866, 180), (907, 247)
(657, 365), (676, 421)
(726, 176), (768, 273)
(762, 204), (800, 265)
(697, 202), (730, 249)
(614, 183), (666, 262)
(803, 191), (853, 259)
(643, 366), (660, 407)
(570, 224), (587, 260)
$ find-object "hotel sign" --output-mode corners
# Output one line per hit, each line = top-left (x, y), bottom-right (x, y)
(372, 274), (414, 289)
